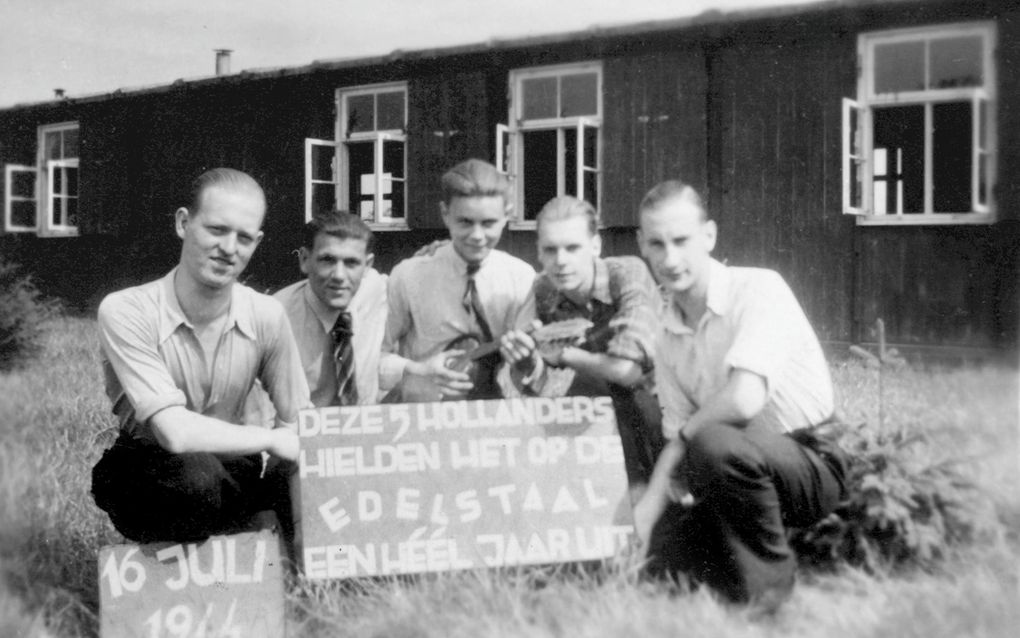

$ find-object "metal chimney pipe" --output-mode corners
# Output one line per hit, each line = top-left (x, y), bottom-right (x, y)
(215, 49), (232, 76)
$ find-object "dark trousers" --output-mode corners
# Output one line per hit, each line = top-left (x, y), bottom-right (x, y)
(645, 422), (845, 604)
(92, 432), (293, 544)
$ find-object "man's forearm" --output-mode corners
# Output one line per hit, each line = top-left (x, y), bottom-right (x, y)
(150, 406), (284, 456)
(561, 348), (643, 387)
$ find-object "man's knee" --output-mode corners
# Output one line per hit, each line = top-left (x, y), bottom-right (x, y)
(684, 423), (750, 479)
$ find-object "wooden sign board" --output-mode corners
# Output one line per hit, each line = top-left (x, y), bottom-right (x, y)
(295, 396), (634, 580)
(99, 526), (286, 638)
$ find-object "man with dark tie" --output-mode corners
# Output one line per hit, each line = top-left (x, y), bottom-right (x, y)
(267, 211), (387, 408)
(381, 159), (535, 402)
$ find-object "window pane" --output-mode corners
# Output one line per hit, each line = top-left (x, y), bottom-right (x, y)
(930, 36), (982, 89)
(11, 201), (35, 228)
(561, 72), (598, 117)
(63, 127), (79, 157)
(874, 41), (925, 93)
(346, 141), (375, 217)
(872, 106), (924, 213)
(874, 147), (888, 176)
(564, 127), (577, 196)
(44, 131), (62, 160)
(582, 124), (598, 168)
(522, 129), (558, 219)
(383, 139), (405, 219)
(65, 196), (78, 227)
(310, 183), (336, 217)
(65, 165), (78, 196)
(311, 145), (334, 181)
(346, 94), (375, 134)
(522, 77), (557, 120)
(932, 101), (972, 212)
(376, 91), (405, 131)
(11, 171), (35, 198)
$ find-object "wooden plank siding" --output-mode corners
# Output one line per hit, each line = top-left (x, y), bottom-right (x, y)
(0, 0), (1015, 350)
(706, 33), (857, 342)
(602, 50), (708, 227)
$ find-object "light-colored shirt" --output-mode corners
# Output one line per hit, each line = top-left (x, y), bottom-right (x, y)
(97, 268), (310, 445)
(656, 259), (833, 439)
(273, 268), (388, 406)
(381, 242), (535, 400)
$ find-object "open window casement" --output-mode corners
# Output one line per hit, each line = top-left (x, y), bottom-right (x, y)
(41, 158), (78, 236)
(305, 138), (338, 223)
(972, 91), (992, 214)
(575, 118), (600, 206)
(495, 123), (512, 176)
(842, 97), (866, 216)
(372, 132), (405, 223)
(4, 164), (37, 233)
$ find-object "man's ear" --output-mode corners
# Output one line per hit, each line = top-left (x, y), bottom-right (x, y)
(439, 201), (449, 218)
(592, 233), (602, 258)
(365, 253), (375, 270)
(297, 246), (310, 275)
(704, 220), (718, 253)
(636, 228), (647, 257)
(174, 207), (190, 240)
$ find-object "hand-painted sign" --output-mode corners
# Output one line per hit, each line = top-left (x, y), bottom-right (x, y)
(98, 526), (286, 637)
(295, 396), (634, 580)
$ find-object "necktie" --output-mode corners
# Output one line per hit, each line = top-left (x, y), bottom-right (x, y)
(463, 262), (493, 341)
(330, 311), (358, 406)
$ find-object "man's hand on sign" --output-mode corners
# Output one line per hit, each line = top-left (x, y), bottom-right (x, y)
(267, 427), (300, 462)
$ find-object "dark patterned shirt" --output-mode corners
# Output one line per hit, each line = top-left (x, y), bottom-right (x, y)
(531, 255), (659, 372)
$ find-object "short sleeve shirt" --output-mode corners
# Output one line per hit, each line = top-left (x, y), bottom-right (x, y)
(655, 259), (834, 439)
(98, 269), (310, 444)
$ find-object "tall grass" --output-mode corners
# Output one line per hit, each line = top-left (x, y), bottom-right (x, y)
(1, 317), (1017, 637)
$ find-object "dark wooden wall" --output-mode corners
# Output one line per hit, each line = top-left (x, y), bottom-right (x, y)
(1, 1), (1016, 351)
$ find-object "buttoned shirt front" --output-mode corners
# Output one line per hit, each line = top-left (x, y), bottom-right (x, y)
(656, 259), (834, 439)
(273, 268), (388, 406)
(381, 242), (535, 398)
(97, 269), (310, 445)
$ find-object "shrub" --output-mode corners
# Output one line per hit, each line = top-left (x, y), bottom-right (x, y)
(0, 259), (58, 372)
(790, 420), (1002, 572)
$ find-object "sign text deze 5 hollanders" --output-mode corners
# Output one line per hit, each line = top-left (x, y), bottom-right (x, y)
(296, 396), (633, 579)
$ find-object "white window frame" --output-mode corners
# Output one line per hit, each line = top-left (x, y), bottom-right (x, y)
(304, 138), (338, 223)
(844, 23), (997, 226)
(37, 121), (80, 237)
(505, 62), (603, 228)
(4, 164), (37, 233)
(336, 82), (408, 230)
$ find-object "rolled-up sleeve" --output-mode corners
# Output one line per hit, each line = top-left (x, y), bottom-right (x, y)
(605, 259), (660, 372)
(257, 302), (311, 424)
(723, 271), (799, 398)
(97, 293), (187, 424)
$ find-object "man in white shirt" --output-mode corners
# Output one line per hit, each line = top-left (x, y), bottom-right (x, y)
(270, 211), (387, 407)
(381, 159), (535, 402)
(92, 168), (308, 543)
(633, 180), (848, 610)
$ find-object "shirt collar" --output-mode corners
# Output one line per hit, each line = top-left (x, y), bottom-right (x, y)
(157, 267), (257, 342)
(661, 258), (730, 335)
(441, 242), (488, 276)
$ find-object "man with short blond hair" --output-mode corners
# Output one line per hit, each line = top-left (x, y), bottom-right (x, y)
(92, 168), (309, 543)
(501, 195), (662, 485)
(634, 179), (847, 610)
(381, 159), (535, 402)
